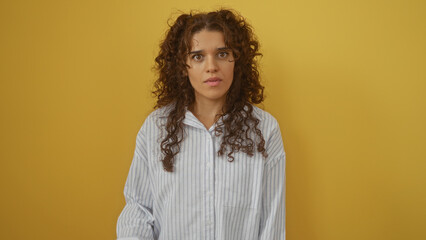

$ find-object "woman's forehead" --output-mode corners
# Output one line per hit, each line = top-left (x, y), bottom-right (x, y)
(189, 30), (226, 51)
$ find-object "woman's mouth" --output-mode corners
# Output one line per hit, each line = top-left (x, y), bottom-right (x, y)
(204, 77), (222, 86)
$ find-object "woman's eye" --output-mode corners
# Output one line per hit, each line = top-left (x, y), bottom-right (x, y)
(218, 52), (228, 58)
(192, 54), (203, 61)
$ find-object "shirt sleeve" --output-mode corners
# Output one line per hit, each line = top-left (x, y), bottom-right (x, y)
(116, 122), (155, 240)
(258, 120), (286, 240)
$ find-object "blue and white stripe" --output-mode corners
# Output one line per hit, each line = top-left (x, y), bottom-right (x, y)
(117, 105), (286, 240)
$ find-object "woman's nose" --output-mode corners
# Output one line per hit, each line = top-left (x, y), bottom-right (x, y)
(205, 55), (218, 73)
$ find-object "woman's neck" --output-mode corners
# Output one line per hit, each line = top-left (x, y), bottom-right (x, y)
(189, 98), (226, 130)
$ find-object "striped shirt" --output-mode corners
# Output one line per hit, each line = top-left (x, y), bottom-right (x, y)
(116, 105), (286, 240)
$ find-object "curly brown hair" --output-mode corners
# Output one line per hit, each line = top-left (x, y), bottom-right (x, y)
(153, 8), (268, 172)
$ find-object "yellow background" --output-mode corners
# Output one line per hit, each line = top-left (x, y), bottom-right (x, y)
(1, 0), (425, 239)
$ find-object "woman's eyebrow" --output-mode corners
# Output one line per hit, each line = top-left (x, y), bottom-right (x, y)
(189, 47), (230, 54)
(217, 47), (230, 51)
(189, 50), (203, 54)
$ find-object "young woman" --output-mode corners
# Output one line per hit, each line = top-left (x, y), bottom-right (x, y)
(116, 9), (286, 240)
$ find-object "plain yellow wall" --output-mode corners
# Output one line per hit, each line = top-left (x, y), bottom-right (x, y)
(1, 0), (425, 239)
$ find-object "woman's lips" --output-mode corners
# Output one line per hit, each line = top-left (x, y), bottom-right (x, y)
(204, 77), (222, 86)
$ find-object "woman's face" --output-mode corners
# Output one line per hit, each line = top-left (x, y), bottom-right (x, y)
(186, 29), (235, 106)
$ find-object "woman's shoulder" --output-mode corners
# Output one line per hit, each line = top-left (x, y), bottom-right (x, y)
(251, 105), (285, 160)
(147, 104), (174, 121)
(137, 104), (174, 134)
(251, 104), (279, 125)
(250, 104), (282, 141)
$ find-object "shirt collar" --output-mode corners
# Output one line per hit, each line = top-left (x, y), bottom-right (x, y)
(157, 103), (263, 132)
(157, 104), (225, 132)
(183, 108), (227, 132)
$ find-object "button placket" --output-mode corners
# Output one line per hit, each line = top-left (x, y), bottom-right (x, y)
(204, 131), (215, 239)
